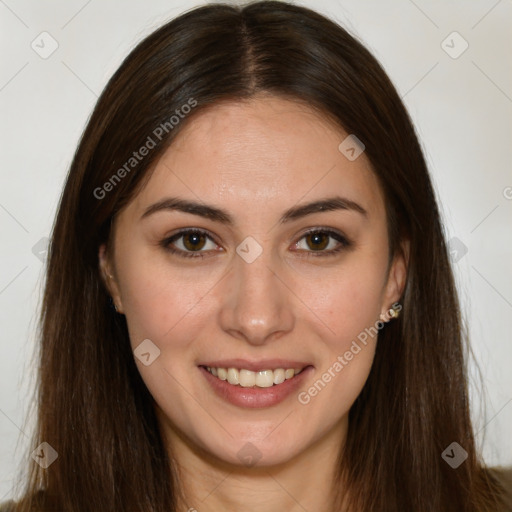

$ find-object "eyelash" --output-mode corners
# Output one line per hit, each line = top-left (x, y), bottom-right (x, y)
(160, 228), (351, 259)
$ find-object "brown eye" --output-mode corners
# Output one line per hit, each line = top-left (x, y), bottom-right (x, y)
(182, 232), (207, 251)
(304, 232), (330, 251)
(293, 229), (351, 257)
(162, 229), (218, 258)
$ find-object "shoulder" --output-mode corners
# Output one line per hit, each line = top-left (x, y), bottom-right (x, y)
(488, 466), (512, 511)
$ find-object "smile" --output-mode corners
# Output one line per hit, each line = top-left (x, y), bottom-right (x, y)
(203, 366), (305, 388)
(198, 363), (314, 408)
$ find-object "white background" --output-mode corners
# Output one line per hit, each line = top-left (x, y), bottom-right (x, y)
(1, 0), (511, 500)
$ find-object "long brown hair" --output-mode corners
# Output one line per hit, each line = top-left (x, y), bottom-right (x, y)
(13, 1), (505, 510)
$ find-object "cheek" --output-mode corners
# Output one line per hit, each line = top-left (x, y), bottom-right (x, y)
(307, 261), (386, 344)
(117, 248), (223, 348)
(117, 255), (219, 421)
(297, 259), (386, 407)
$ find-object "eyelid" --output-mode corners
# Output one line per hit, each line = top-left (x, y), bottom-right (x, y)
(161, 228), (220, 259)
(161, 227), (351, 258)
(291, 227), (351, 256)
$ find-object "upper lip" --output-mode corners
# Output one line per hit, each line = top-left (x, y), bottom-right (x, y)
(199, 359), (312, 372)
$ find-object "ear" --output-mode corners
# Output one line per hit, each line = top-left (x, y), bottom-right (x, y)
(98, 243), (124, 314)
(380, 239), (409, 318)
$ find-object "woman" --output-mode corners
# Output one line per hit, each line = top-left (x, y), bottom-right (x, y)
(3, 1), (511, 510)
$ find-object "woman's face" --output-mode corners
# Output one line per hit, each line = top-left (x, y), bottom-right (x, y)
(100, 95), (407, 468)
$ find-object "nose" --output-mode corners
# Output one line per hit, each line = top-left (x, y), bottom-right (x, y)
(217, 246), (295, 346)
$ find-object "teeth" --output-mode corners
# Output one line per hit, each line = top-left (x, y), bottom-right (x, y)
(204, 366), (305, 388)
(239, 369), (256, 388)
(273, 368), (285, 385)
(256, 369), (274, 388)
(227, 368), (240, 385)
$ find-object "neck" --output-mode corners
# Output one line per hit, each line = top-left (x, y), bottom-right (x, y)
(162, 417), (349, 512)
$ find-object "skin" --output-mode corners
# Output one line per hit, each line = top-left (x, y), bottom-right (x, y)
(99, 94), (408, 512)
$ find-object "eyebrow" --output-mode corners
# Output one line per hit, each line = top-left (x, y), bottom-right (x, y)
(140, 195), (368, 224)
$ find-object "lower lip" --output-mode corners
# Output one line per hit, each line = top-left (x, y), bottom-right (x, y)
(199, 365), (314, 409)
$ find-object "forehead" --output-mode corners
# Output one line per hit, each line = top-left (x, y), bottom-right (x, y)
(128, 95), (385, 222)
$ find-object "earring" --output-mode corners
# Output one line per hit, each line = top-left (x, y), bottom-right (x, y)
(380, 303), (402, 322)
(388, 303), (401, 319)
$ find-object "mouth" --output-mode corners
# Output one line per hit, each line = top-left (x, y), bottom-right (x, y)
(198, 360), (314, 409)
(199, 365), (307, 388)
